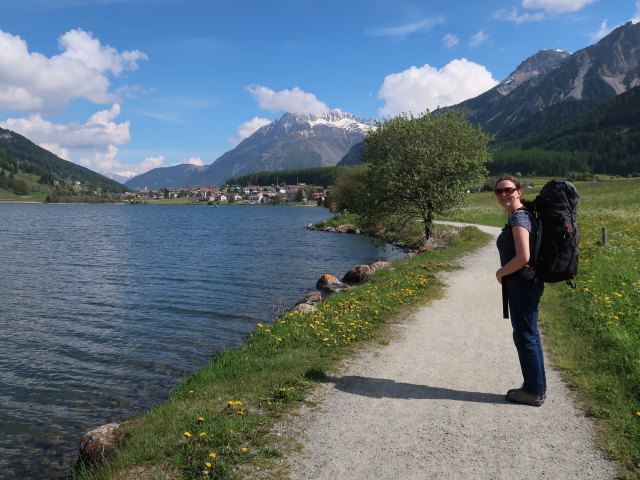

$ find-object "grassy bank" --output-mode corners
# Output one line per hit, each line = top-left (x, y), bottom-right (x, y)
(445, 177), (640, 479)
(76, 224), (490, 480)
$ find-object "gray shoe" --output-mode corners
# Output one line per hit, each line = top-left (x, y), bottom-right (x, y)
(507, 385), (546, 401)
(506, 388), (545, 406)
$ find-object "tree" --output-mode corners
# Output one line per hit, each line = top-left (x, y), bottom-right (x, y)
(325, 165), (369, 212)
(360, 110), (491, 239)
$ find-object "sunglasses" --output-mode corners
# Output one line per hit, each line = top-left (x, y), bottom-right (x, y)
(494, 187), (517, 195)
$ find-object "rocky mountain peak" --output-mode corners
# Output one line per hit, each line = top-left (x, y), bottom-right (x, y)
(497, 49), (571, 95)
(265, 110), (375, 135)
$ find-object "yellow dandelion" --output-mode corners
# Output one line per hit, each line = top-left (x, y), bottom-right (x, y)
(197, 417), (205, 421)
(257, 323), (264, 328)
(199, 432), (207, 437)
(241, 447), (248, 452)
(205, 462), (212, 468)
(184, 432), (192, 437)
(237, 411), (245, 415)
(209, 452), (217, 458)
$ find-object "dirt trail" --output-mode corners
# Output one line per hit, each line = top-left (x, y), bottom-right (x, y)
(288, 223), (617, 480)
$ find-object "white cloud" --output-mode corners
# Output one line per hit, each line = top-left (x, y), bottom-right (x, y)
(0, 28), (146, 113)
(522, 0), (597, 14)
(1, 104), (130, 150)
(1, 103), (135, 173)
(247, 85), (329, 115)
(492, 7), (546, 23)
(365, 17), (444, 37)
(442, 33), (459, 47)
(632, 1), (640, 23)
(80, 144), (120, 171)
(182, 157), (205, 166)
(591, 20), (614, 41)
(378, 58), (498, 116)
(229, 117), (272, 145)
(138, 155), (166, 173)
(469, 30), (489, 47)
(494, 0), (596, 23)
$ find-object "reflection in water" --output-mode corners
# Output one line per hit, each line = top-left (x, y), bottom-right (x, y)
(0, 204), (404, 478)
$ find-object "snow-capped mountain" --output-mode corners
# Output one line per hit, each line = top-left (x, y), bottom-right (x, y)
(101, 170), (138, 184)
(131, 110), (375, 189)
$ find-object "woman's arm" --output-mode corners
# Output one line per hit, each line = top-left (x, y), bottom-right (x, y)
(496, 225), (531, 284)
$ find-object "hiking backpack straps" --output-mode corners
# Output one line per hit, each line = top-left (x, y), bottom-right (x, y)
(532, 180), (580, 286)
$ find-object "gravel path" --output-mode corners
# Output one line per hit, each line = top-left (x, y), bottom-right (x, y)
(288, 223), (618, 480)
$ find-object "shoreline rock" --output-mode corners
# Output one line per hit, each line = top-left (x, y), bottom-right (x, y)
(78, 423), (122, 466)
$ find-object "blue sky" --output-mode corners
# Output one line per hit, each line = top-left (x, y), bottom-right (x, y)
(0, 0), (638, 176)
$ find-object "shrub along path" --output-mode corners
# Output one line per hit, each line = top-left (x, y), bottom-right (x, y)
(288, 223), (617, 480)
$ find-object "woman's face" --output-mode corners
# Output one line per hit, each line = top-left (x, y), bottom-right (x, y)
(495, 179), (521, 210)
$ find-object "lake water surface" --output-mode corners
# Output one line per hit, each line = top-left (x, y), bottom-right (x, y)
(0, 204), (403, 479)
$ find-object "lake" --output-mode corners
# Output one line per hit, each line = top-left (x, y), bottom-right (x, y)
(0, 204), (404, 479)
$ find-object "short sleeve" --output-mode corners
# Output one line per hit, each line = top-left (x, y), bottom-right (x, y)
(510, 209), (533, 232)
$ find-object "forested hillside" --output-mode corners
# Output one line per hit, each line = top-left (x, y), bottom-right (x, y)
(0, 128), (125, 192)
(491, 86), (640, 176)
(225, 165), (345, 187)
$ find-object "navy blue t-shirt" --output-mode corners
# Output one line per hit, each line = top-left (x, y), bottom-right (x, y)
(496, 209), (537, 267)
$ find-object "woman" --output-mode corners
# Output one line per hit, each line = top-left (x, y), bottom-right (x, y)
(495, 175), (546, 407)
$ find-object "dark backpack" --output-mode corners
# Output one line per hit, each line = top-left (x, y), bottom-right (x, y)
(531, 180), (580, 284)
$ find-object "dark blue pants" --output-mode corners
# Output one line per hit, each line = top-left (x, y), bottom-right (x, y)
(507, 279), (546, 396)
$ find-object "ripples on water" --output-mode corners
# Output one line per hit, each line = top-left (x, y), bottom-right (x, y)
(0, 204), (404, 478)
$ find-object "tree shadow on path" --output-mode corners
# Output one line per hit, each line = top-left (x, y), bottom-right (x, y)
(328, 375), (507, 404)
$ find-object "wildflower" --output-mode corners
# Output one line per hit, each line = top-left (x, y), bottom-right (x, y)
(241, 447), (248, 452)
(209, 452), (217, 458)
(237, 411), (245, 415)
(257, 323), (264, 328)
(205, 462), (212, 468)
(188, 390), (195, 393)
(184, 432), (192, 437)
(197, 417), (205, 421)
(200, 432), (207, 437)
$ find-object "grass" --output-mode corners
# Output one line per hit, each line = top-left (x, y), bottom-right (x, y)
(0, 172), (48, 202)
(74, 224), (490, 480)
(443, 177), (640, 479)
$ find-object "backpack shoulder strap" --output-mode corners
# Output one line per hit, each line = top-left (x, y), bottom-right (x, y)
(510, 207), (541, 267)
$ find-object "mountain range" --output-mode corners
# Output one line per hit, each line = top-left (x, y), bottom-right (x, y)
(125, 111), (375, 189)
(451, 21), (640, 138)
(2, 21), (640, 190)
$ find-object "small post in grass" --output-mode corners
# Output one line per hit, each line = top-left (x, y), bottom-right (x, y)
(602, 227), (607, 247)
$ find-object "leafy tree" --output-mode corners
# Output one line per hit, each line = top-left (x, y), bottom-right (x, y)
(10, 178), (30, 195)
(38, 172), (58, 185)
(325, 165), (369, 212)
(360, 110), (491, 239)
